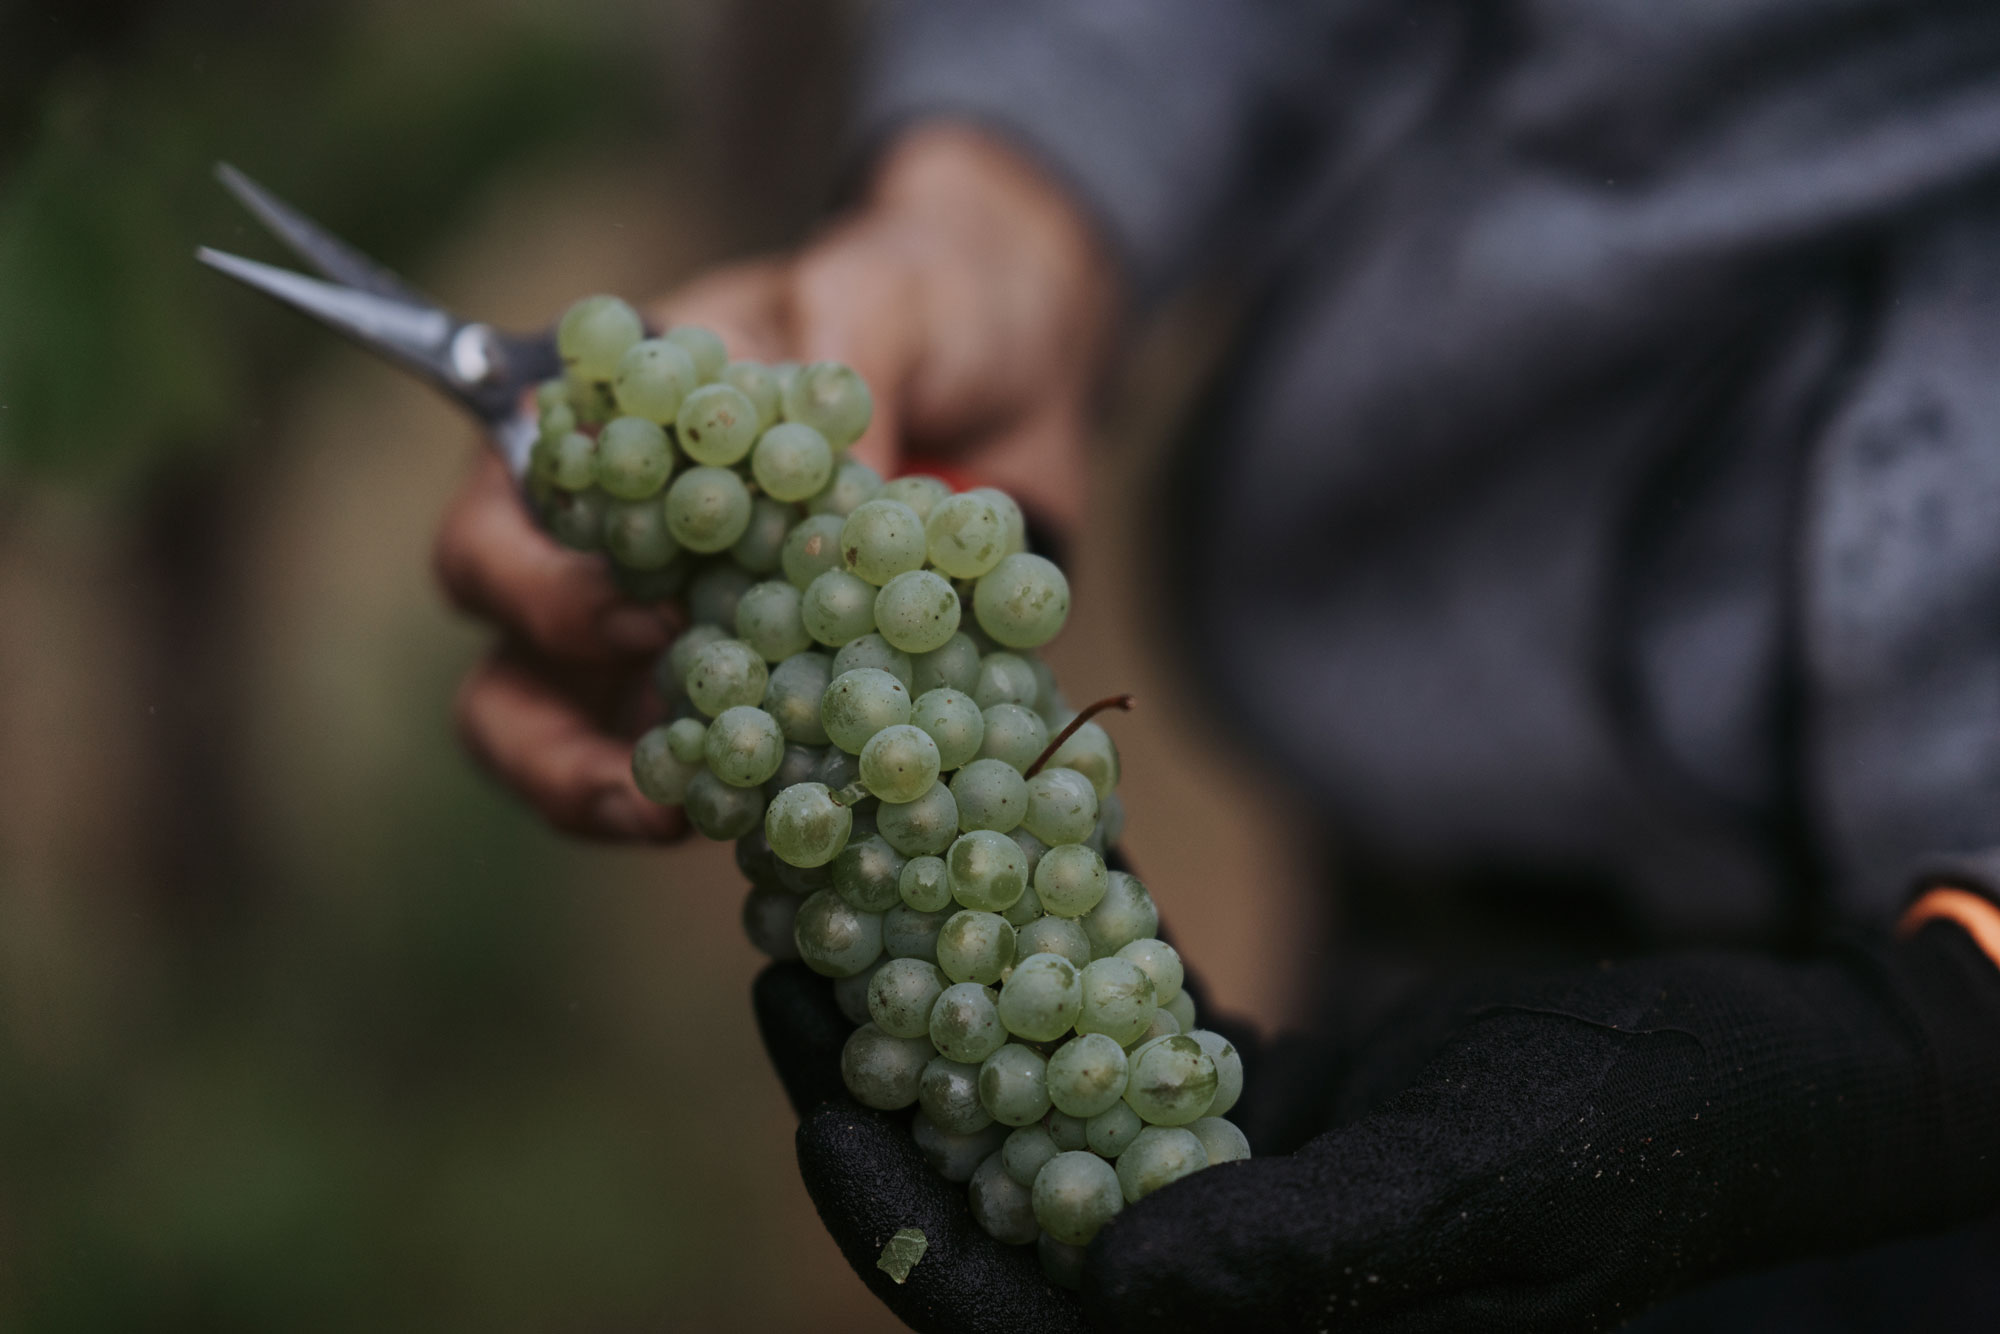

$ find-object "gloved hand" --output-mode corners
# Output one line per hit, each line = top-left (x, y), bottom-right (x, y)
(753, 883), (2000, 1334)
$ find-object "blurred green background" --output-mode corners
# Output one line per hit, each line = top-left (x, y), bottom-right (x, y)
(0, 1), (1319, 1329)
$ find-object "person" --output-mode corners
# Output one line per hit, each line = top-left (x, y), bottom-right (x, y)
(429, 2), (2000, 1329)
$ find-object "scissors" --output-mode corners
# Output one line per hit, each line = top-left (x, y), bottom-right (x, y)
(196, 162), (561, 478)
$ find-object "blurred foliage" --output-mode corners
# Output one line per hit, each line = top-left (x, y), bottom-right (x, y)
(0, 0), (668, 490)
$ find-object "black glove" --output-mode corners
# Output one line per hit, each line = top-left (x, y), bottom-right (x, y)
(755, 895), (2000, 1333)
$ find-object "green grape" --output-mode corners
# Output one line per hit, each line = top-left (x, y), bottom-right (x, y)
(1122, 1035), (1216, 1125)
(1116, 938), (1184, 1005)
(834, 960), (888, 1025)
(721, 360), (782, 431)
(912, 1112), (1007, 1184)
(950, 758), (1029, 833)
(832, 633), (913, 688)
(1001, 878), (1044, 929)
(1017, 915), (1091, 970)
(1187, 1029), (1243, 1117)
(737, 828), (781, 885)
(1116, 1126), (1208, 1202)
(840, 1022), (932, 1111)
(772, 360), (802, 394)
(1086, 1102), (1144, 1159)
(839, 499), (927, 586)
(688, 564), (755, 631)
(820, 667), (911, 752)
(879, 783), (960, 858)
(810, 745), (862, 796)
(1133, 1007), (1181, 1046)
(763, 651), (833, 744)
(613, 337), (698, 423)
(1076, 957), (1156, 1046)
(1030, 658), (1063, 719)
(1032, 1151), (1122, 1246)
(665, 466), (753, 553)
(1164, 990), (1197, 1034)
(544, 486), (610, 551)
(1045, 1109), (1091, 1152)
(1024, 768), (1098, 846)
(752, 423), (834, 502)
(675, 383), (759, 467)
(925, 491), (1010, 580)
(975, 553), (1071, 649)
(979, 1044), (1052, 1129)
(595, 416), (674, 499)
(537, 396), (576, 445)
(793, 889), (883, 977)
(1034, 844), (1109, 919)
(565, 367), (618, 424)
(665, 717), (708, 765)
(930, 981), (1007, 1064)
(1082, 870), (1159, 959)
(878, 474), (950, 520)
(631, 725), (700, 804)
(764, 781), (853, 868)
(800, 569), (878, 647)
(780, 513), (846, 591)
(535, 377), (570, 412)
(742, 881), (801, 960)
(919, 1055), (993, 1135)
(911, 688), (985, 770)
(859, 724), (942, 803)
(666, 325), (728, 382)
(1006, 827), (1049, 881)
(979, 704), (1049, 772)
(782, 360), (874, 448)
(972, 653), (1040, 710)
(997, 953), (1084, 1042)
(730, 497), (795, 574)
(867, 957), (947, 1039)
(702, 705), (785, 787)
(936, 910), (1015, 985)
(970, 486), (1028, 555)
(1188, 1116), (1252, 1165)
(832, 833), (907, 912)
(603, 497), (679, 570)
(1039, 1233), (1087, 1291)
(686, 638), (769, 717)
(968, 1150), (1040, 1246)
(911, 632), (982, 696)
(874, 570), (963, 655)
(807, 459), (884, 518)
(612, 559), (688, 602)
(883, 902), (950, 962)
(685, 768), (766, 840)
(548, 430), (597, 491)
(763, 743), (821, 801)
(660, 624), (728, 696)
(1003, 1124), (1061, 1188)
(557, 294), (644, 380)
(1046, 1032), (1130, 1118)
(735, 580), (813, 663)
(1049, 721), (1120, 801)
(947, 829), (1029, 913)
(898, 855), (953, 911)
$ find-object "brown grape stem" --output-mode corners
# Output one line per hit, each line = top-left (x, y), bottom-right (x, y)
(1024, 694), (1135, 778)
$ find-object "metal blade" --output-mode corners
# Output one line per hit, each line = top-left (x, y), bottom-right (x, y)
(214, 162), (432, 307)
(196, 246), (452, 367)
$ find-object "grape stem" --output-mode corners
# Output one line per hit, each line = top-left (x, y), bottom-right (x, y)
(830, 780), (871, 808)
(1024, 694), (1135, 778)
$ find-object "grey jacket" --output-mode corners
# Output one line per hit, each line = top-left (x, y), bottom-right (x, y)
(860, 0), (2000, 943)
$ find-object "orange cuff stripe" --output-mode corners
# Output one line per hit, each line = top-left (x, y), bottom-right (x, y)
(1900, 887), (2000, 972)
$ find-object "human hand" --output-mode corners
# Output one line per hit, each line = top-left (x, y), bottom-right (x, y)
(434, 124), (1116, 841)
(758, 917), (2000, 1333)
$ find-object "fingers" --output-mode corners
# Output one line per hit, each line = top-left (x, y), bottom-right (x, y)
(796, 1102), (1089, 1334)
(789, 225), (927, 477)
(651, 257), (793, 362)
(752, 962), (854, 1116)
(455, 644), (683, 843)
(434, 452), (676, 662)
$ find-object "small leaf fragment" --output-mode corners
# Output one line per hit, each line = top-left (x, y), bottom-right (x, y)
(876, 1227), (928, 1284)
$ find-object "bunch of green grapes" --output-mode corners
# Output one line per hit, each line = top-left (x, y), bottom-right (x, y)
(556, 294), (1251, 1288)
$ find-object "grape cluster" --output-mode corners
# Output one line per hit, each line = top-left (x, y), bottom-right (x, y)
(539, 296), (1250, 1288)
